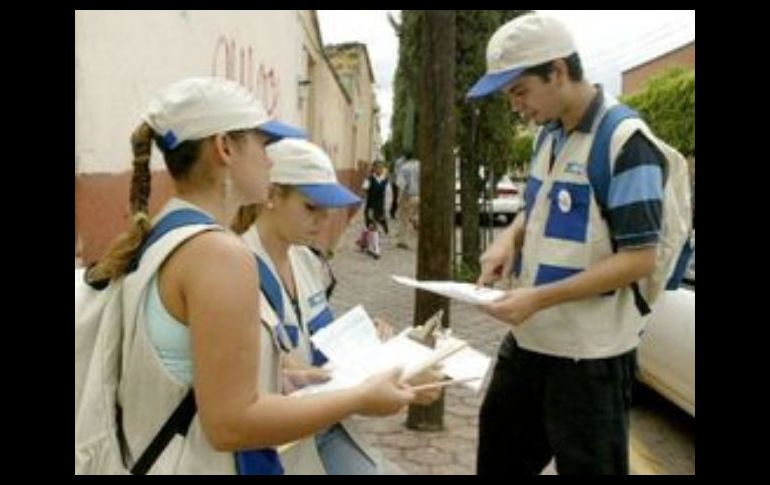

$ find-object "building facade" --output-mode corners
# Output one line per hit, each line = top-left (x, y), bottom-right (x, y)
(621, 40), (694, 96)
(75, 10), (379, 263)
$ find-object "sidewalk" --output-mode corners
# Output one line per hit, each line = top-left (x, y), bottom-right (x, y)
(328, 211), (555, 475)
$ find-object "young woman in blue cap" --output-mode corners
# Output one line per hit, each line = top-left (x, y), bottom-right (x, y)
(233, 138), (442, 474)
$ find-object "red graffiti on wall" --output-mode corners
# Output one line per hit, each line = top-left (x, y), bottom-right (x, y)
(212, 36), (281, 117)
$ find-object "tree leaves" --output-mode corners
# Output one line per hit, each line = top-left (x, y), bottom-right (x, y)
(621, 68), (695, 156)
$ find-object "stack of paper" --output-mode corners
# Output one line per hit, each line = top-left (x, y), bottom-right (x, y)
(391, 275), (505, 305)
(292, 305), (491, 396)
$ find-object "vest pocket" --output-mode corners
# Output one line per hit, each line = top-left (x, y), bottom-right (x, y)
(545, 182), (591, 242)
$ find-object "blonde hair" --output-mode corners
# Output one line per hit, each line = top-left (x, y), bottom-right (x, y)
(230, 185), (297, 235)
(231, 203), (261, 235)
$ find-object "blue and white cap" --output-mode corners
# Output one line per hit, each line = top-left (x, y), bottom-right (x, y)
(467, 13), (577, 99)
(267, 139), (362, 208)
(143, 77), (306, 150)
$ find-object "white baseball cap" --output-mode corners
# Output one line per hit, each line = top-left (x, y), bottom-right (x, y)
(143, 77), (306, 150)
(267, 139), (361, 208)
(467, 13), (577, 99)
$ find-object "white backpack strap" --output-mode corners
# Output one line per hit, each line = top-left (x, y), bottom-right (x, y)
(75, 216), (219, 474)
(121, 223), (221, 334)
(259, 293), (294, 355)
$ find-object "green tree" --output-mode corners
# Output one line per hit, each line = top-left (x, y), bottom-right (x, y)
(380, 139), (394, 163)
(389, 11), (422, 157)
(621, 67), (695, 156)
(511, 132), (534, 167)
(407, 10), (456, 431)
(455, 10), (529, 277)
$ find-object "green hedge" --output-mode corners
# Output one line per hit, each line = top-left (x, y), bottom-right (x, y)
(621, 68), (695, 157)
(511, 132), (534, 167)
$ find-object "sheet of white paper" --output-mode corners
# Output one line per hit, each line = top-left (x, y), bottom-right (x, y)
(391, 275), (505, 305)
(298, 329), (437, 396)
(296, 305), (489, 397)
(310, 305), (381, 369)
(303, 308), (434, 396)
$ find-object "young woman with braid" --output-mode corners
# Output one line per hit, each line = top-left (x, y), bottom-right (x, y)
(82, 77), (421, 474)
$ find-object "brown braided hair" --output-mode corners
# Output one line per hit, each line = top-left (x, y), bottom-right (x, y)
(86, 125), (263, 283)
(86, 123), (156, 283)
(86, 122), (207, 284)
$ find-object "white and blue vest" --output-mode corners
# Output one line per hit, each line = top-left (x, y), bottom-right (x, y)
(113, 199), (244, 474)
(241, 225), (380, 474)
(512, 95), (653, 360)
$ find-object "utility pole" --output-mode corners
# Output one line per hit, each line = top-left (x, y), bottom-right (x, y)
(407, 9), (456, 431)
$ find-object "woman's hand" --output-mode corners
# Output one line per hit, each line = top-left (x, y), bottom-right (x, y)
(405, 367), (445, 405)
(354, 368), (416, 416)
(281, 353), (331, 394)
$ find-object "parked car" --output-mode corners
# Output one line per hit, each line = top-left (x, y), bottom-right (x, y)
(636, 240), (695, 417)
(455, 175), (524, 224)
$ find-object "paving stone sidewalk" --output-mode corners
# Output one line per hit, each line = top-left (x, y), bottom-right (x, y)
(327, 212), (557, 475)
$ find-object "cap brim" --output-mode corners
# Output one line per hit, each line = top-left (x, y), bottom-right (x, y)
(466, 67), (525, 99)
(296, 183), (362, 208)
(257, 120), (308, 140)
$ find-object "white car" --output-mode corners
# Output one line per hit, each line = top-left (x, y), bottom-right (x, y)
(455, 175), (524, 224)
(636, 247), (695, 417)
(490, 176), (524, 223)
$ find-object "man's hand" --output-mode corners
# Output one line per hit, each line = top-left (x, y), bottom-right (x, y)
(477, 241), (516, 287)
(479, 287), (542, 326)
(476, 214), (523, 287)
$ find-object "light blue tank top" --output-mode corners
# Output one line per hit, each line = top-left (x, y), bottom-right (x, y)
(145, 275), (193, 385)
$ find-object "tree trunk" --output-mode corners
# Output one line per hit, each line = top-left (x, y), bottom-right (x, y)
(407, 9), (456, 431)
(460, 107), (481, 279)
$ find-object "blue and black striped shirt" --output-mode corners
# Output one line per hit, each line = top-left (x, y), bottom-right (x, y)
(546, 86), (664, 249)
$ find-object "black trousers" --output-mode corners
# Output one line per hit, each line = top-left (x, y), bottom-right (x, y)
(477, 333), (636, 475)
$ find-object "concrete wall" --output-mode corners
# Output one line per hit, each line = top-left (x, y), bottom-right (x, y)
(326, 44), (378, 169)
(622, 41), (695, 96)
(352, 49), (376, 170)
(75, 10), (371, 263)
(75, 10), (305, 176)
(298, 12), (360, 253)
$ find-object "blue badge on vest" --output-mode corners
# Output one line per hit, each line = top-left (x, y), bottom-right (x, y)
(565, 161), (585, 176)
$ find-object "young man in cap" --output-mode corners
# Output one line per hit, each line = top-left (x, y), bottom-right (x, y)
(467, 13), (668, 474)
